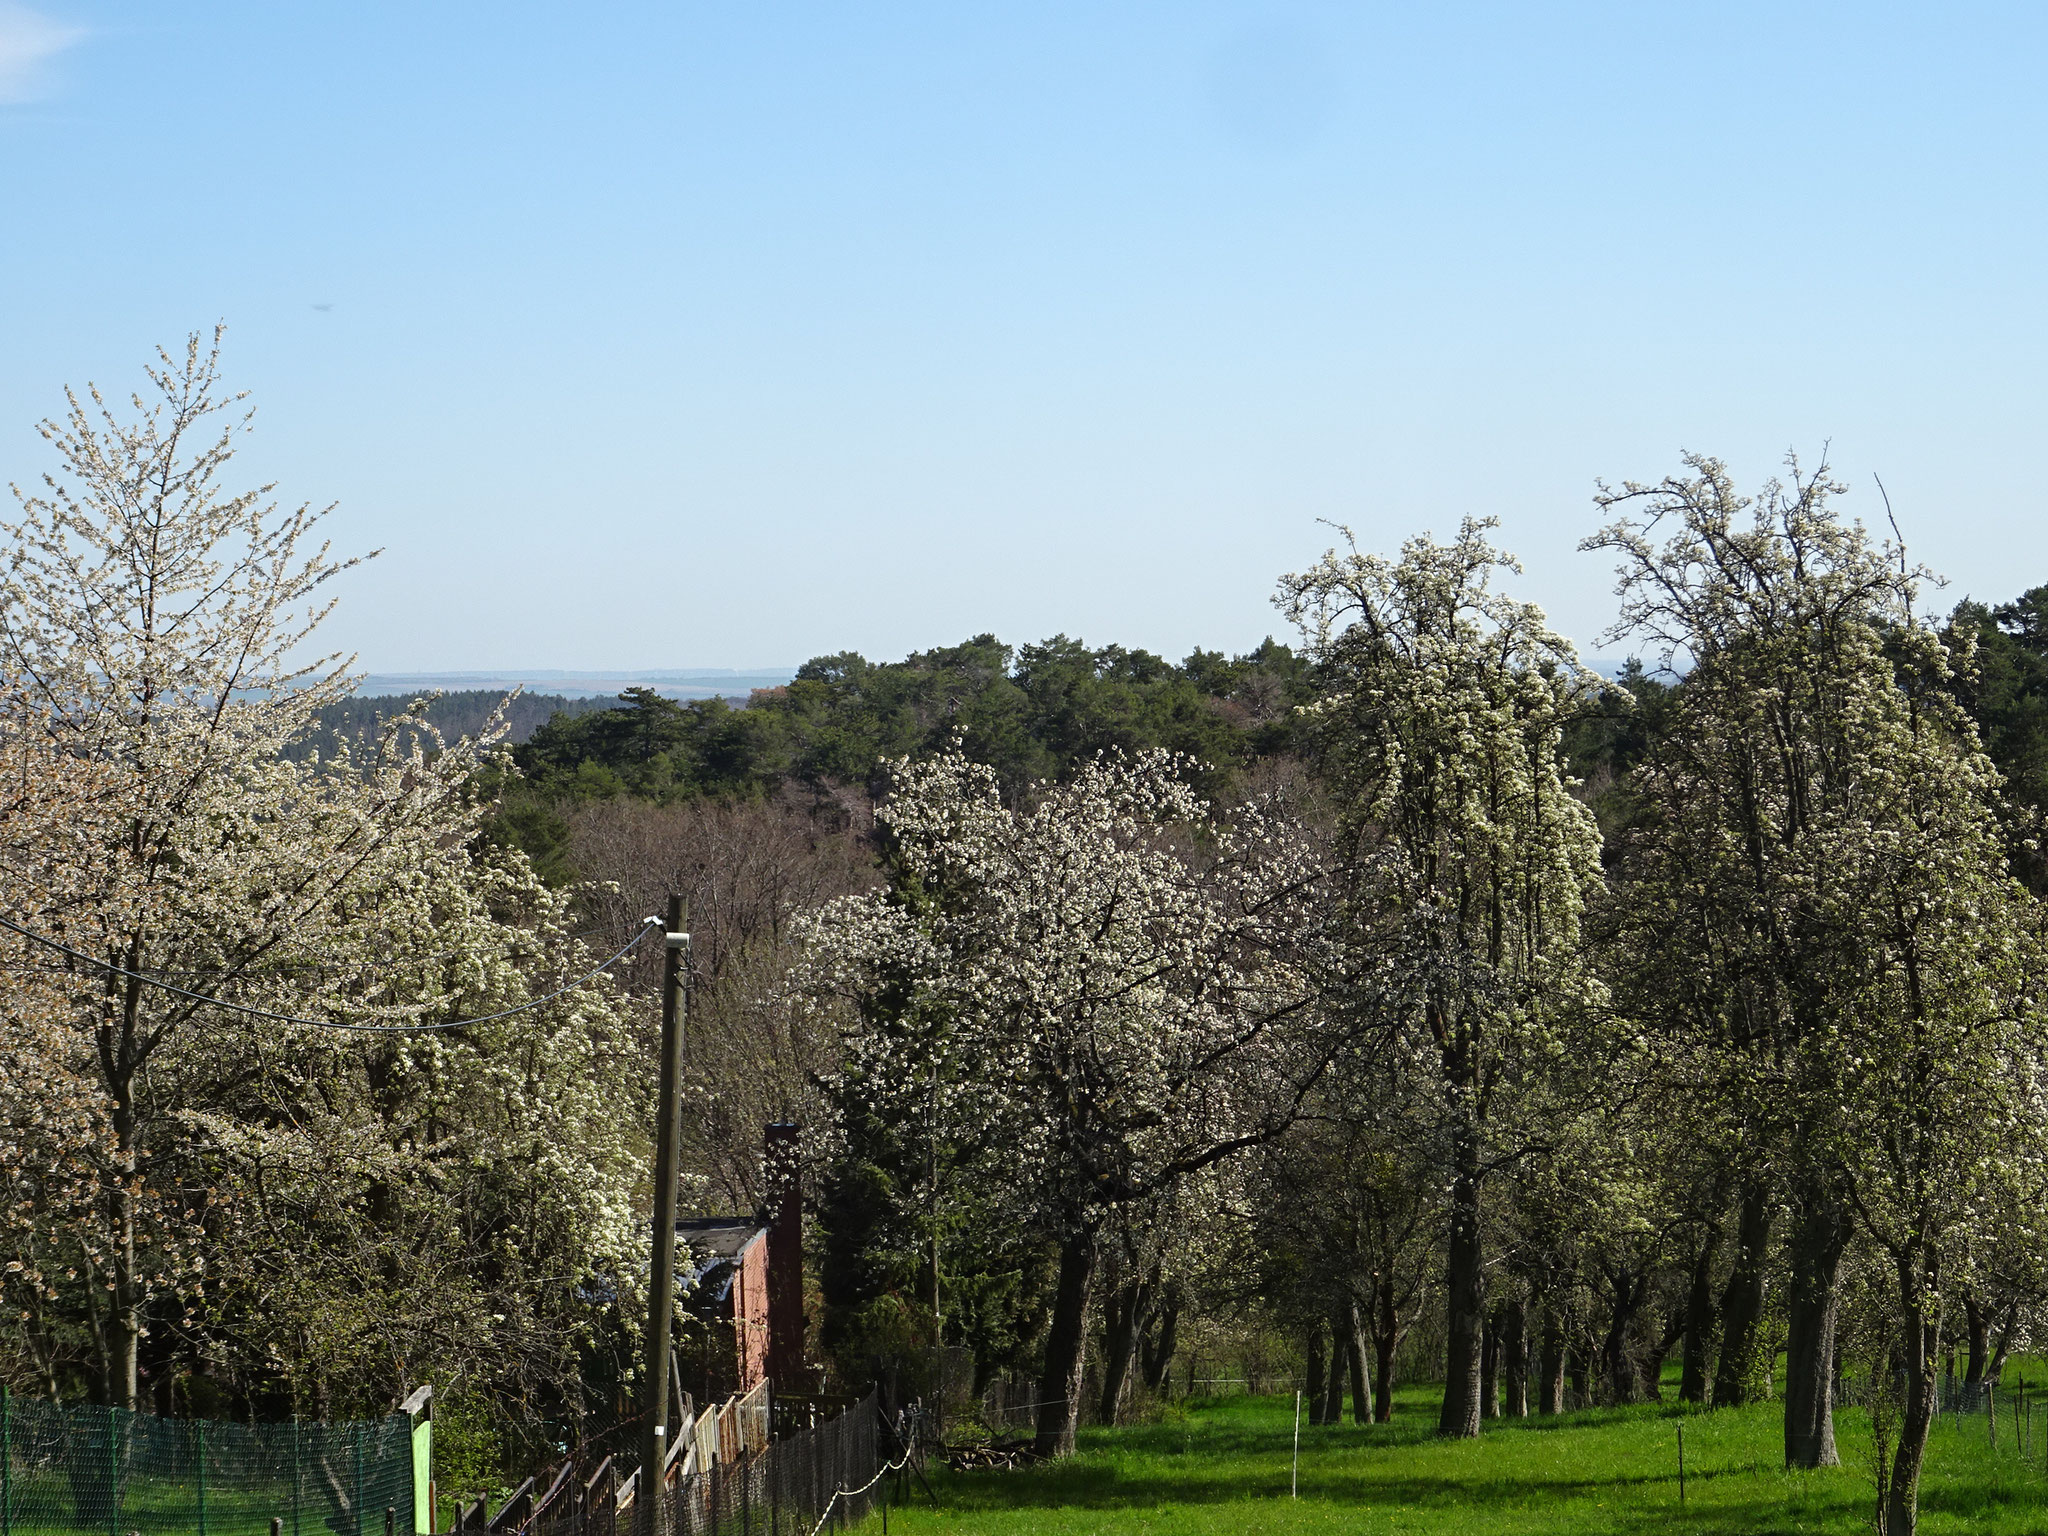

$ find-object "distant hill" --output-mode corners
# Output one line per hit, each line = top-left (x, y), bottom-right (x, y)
(358, 669), (795, 701)
(285, 690), (617, 762)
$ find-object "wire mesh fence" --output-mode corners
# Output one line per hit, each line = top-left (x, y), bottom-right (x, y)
(0, 1392), (416, 1536)
(638, 1391), (890, 1536)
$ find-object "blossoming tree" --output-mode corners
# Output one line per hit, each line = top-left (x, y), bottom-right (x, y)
(1589, 457), (2048, 1527)
(1276, 518), (1605, 1439)
(794, 749), (1326, 1455)
(0, 334), (645, 1416)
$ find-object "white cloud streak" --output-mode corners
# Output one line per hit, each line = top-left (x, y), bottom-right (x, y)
(0, 2), (83, 104)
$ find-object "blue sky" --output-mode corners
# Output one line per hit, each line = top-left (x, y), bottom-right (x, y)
(3, 2), (2045, 671)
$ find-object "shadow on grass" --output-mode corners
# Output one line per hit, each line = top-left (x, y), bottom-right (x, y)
(919, 1393), (2048, 1535)
(924, 1465), (1851, 1536)
(930, 1402), (1880, 1535)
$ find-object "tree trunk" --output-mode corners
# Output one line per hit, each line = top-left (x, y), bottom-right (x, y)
(110, 1093), (140, 1411)
(1480, 1315), (1500, 1420)
(1372, 1277), (1398, 1423)
(1987, 1301), (2018, 1391)
(1303, 1320), (1329, 1425)
(1437, 1134), (1485, 1438)
(1601, 1271), (1648, 1406)
(1784, 1192), (1851, 1469)
(1679, 1222), (1722, 1404)
(1033, 1230), (1097, 1458)
(1322, 1304), (1348, 1424)
(1343, 1298), (1372, 1425)
(1712, 1178), (1774, 1408)
(1883, 1243), (1940, 1536)
(1139, 1295), (1179, 1393)
(105, 954), (147, 1414)
(1097, 1270), (1150, 1424)
(1500, 1292), (1528, 1418)
(1963, 1295), (1988, 1408)
(1539, 1311), (1565, 1415)
(1641, 1316), (1682, 1404)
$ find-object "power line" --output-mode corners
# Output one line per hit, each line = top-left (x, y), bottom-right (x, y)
(0, 910), (663, 1034)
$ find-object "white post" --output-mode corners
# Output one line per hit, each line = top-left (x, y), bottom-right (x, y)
(1292, 1389), (1302, 1499)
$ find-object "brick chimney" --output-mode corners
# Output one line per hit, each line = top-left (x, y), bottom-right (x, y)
(765, 1122), (808, 1391)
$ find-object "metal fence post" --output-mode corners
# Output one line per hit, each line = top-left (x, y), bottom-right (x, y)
(197, 1419), (208, 1536)
(2, 1384), (11, 1536)
(356, 1423), (367, 1536)
(105, 1405), (119, 1536)
(292, 1418), (302, 1536)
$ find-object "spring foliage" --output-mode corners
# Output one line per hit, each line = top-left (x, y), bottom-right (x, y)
(0, 335), (648, 1421)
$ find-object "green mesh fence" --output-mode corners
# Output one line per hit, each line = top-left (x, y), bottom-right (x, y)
(0, 1394), (414, 1536)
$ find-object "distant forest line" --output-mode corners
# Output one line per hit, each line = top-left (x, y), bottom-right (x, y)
(309, 592), (2048, 892)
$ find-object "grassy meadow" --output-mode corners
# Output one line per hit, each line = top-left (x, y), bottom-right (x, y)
(874, 1381), (2048, 1535)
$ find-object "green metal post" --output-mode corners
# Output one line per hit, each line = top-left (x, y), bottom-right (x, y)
(197, 1419), (208, 1536)
(355, 1424), (366, 1536)
(105, 1406), (119, 1536)
(292, 1418), (302, 1536)
(2, 1385), (12, 1536)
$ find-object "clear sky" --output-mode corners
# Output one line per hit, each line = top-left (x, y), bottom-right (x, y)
(3, 3), (2045, 672)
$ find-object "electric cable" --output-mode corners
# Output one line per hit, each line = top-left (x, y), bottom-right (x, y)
(0, 909), (663, 1034)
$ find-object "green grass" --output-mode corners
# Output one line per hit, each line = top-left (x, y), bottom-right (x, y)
(873, 1384), (2048, 1535)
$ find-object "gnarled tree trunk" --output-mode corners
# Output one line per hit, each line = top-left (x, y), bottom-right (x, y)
(1712, 1179), (1773, 1408)
(1098, 1266), (1156, 1423)
(1601, 1268), (1649, 1405)
(1033, 1230), (1097, 1458)
(1784, 1191), (1851, 1468)
(1139, 1293), (1179, 1394)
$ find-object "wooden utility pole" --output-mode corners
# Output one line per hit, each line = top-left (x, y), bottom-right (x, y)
(641, 897), (688, 1536)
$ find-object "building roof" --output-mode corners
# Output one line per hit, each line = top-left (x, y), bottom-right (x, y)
(676, 1218), (765, 1309)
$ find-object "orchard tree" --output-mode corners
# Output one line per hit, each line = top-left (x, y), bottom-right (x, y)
(1588, 455), (2048, 1507)
(0, 334), (648, 1416)
(794, 750), (1326, 1455)
(1277, 518), (1604, 1438)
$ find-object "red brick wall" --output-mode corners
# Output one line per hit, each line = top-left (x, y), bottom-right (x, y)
(733, 1230), (770, 1391)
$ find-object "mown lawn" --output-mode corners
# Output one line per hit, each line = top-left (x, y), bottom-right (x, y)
(872, 1383), (2048, 1535)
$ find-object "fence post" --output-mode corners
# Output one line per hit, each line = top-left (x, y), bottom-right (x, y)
(105, 1405), (119, 1536)
(198, 1419), (208, 1536)
(292, 1418), (302, 1536)
(355, 1423), (367, 1536)
(1, 1385), (11, 1536)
